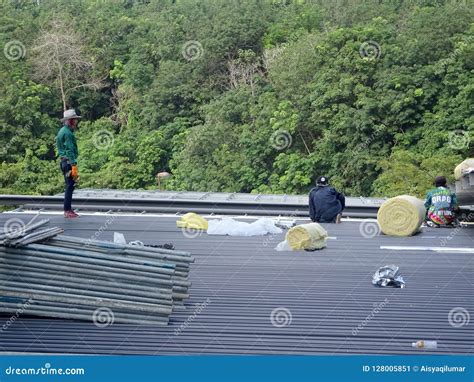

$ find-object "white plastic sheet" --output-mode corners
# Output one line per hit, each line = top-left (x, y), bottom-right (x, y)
(113, 232), (127, 244)
(275, 240), (292, 251)
(207, 217), (282, 236)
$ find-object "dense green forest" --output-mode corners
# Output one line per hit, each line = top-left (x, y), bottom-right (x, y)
(1, 0), (473, 197)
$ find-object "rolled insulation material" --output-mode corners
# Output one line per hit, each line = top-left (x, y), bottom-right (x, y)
(454, 158), (474, 180)
(377, 195), (425, 237)
(286, 223), (328, 250)
(176, 212), (208, 230)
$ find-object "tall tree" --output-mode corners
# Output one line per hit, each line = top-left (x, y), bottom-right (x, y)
(31, 19), (105, 110)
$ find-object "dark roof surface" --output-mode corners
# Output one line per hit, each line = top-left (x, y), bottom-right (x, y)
(1, 212), (473, 355)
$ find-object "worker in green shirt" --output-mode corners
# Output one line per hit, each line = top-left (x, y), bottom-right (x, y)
(424, 175), (459, 227)
(55, 109), (81, 218)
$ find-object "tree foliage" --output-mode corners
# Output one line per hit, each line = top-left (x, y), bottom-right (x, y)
(0, 0), (472, 198)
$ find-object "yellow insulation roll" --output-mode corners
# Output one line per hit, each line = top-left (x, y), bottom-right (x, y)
(454, 158), (474, 180)
(176, 212), (208, 230)
(377, 195), (426, 237)
(286, 223), (328, 250)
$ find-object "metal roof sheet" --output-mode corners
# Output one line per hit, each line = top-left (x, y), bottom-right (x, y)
(0, 213), (472, 355)
(71, 189), (386, 207)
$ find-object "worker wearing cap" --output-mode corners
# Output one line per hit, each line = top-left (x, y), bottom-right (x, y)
(309, 176), (345, 223)
(424, 176), (459, 227)
(56, 109), (81, 218)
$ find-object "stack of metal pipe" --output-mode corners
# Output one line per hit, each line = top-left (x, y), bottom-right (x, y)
(0, 219), (61, 246)
(0, 226), (194, 325)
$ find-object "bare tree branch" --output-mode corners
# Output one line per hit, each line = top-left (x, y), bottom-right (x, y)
(226, 49), (264, 97)
(31, 19), (106, 110)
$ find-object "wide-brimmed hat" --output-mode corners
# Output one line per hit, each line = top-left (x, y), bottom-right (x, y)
(60, 109), (82, 122)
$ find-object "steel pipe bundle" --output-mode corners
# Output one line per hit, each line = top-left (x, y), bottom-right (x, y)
(0, 219), (54, 245)
(0, 230), (194, 325)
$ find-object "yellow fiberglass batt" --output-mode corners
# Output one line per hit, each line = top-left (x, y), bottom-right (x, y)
(377, 195), (425, 237)
(176, 212), (208, 230)
(454, 158), (474, 180)
(286, 223), (328, 250)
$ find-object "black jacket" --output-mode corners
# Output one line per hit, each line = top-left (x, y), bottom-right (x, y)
(309, 186), (345, 223)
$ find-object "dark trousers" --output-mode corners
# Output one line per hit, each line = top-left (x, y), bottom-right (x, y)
(313, 216), (337, 223)
(60, 159), (75, 211)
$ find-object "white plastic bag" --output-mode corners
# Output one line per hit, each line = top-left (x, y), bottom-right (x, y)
(275, 240), (292, 251)
(207, 217), (282, 236)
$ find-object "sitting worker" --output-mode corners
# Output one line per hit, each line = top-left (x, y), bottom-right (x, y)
(309, 176), (345, 223)
(424, 175), (459, 227)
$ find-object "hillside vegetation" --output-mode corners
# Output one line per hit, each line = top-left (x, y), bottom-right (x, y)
(1, 0), (473, 197)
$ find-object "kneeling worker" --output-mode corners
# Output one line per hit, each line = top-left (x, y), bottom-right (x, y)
(309, 176), (345, 223)
(424, 175), (459, 227)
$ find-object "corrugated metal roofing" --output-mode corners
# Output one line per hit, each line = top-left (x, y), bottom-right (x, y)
(1, 191), (384, 217)
(72, 188), (386, 207)
(0, 213), (472, 355)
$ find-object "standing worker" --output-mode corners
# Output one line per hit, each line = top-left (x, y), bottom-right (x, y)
(424, 175), (459, 227)
(309, 176), (345, 223)
(56, 109), (81, 218)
